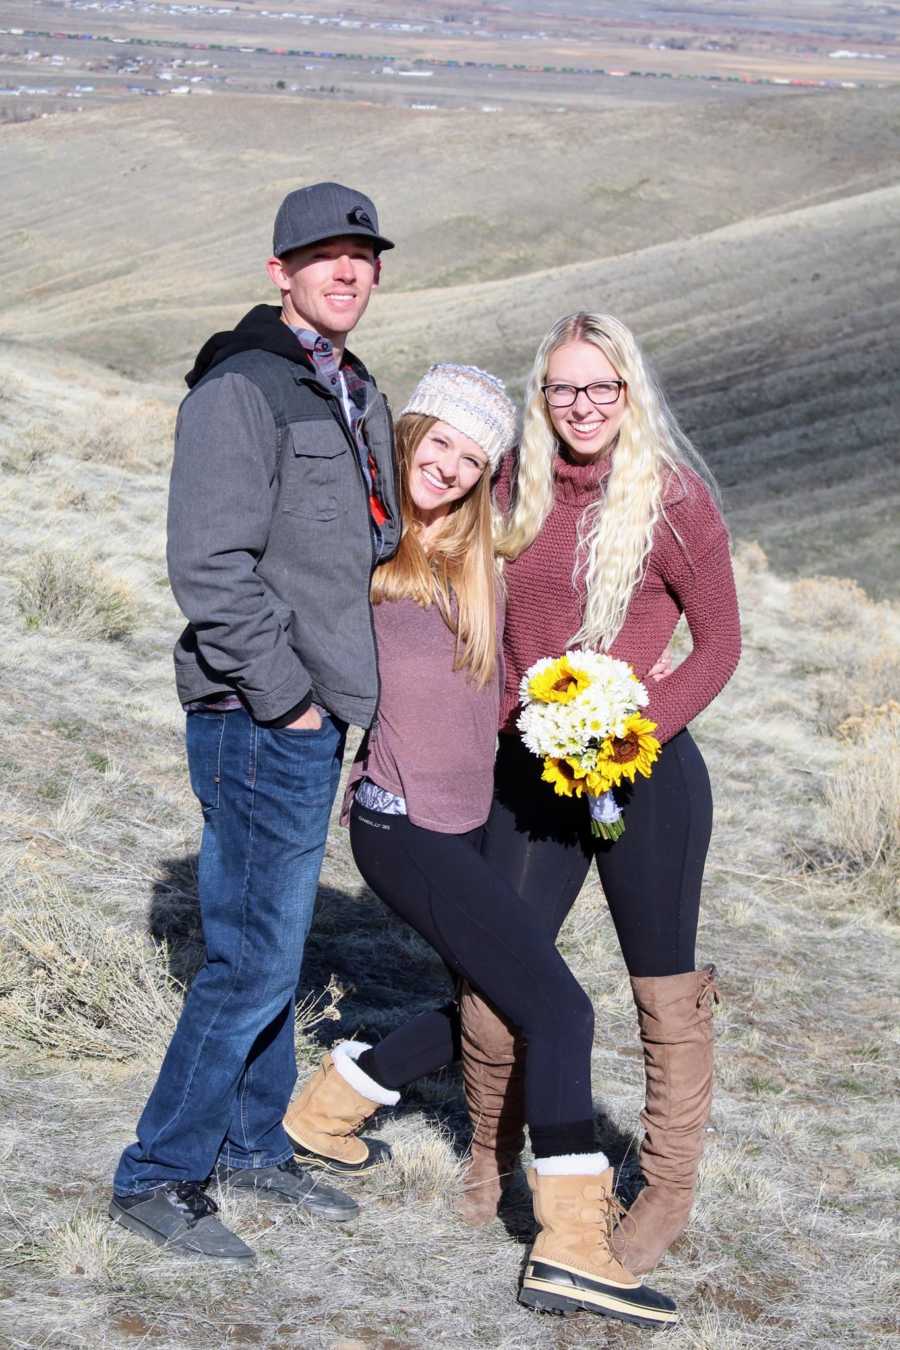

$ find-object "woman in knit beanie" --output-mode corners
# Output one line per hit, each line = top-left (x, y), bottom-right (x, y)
(457, 313), (741, 1276)
(281, 362), (679, 1330)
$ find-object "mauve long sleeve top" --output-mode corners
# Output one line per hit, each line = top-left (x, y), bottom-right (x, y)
(496, 453), (741, 744)
(345, 594), (503, 833)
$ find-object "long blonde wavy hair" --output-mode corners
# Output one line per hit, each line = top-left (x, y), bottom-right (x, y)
(372, 413), (498, 687)
(495, 312), (718, 650)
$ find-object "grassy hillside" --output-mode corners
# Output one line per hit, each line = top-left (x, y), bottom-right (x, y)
(2, 86), (897, 372)
(2, 86), (897, 592)
(0, 367), (897, 1347)
(359, 184), (900, 594)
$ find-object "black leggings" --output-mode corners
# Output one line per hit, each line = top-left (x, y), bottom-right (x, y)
(481, 731), (713, 977)
(349, 803), (597, 1158)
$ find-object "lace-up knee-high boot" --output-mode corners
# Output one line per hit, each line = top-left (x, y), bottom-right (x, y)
(612, 964), (720, 1273)
(456, 982), (527, 1226)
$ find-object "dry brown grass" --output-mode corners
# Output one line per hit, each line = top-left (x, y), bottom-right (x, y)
(790, 576), (900, 734)
(823, 709), (900, 916)
(2, 388), (176, 479)
(11, 403), (175, 476)
(68, 400), (177, 475)
(384, 1122), (465, 1207)
(0, 887), (347, 1069)
(0, 347), (176, 490)
(0, 369), (897, 1346)
(0, 886), (182, 1064)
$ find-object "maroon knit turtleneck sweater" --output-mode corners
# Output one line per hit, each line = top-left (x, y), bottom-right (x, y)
(497, 453), (741, 744)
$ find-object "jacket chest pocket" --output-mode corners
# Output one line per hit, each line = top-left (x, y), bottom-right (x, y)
(281, 420), (354, 522)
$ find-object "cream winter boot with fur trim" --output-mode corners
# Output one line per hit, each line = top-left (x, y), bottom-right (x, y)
(519, 1157), (678, 1328)
(283, 1040), (396, 1174)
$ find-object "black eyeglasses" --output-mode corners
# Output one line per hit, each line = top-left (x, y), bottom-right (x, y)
(542, 380), (626, 408)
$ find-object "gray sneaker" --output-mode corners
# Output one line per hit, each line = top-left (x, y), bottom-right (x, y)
(109, 1180), (255, 1263)
(215, 1157), (359, 1221)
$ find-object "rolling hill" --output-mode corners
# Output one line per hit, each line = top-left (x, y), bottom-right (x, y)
(2, 83), (898, 590)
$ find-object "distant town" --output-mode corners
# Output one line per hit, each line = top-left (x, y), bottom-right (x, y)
(2, 0), (898, 121)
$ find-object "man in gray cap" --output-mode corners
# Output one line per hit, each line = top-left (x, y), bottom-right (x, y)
(110, 183), (401, 1262)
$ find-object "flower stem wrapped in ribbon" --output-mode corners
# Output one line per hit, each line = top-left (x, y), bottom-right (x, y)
(516, 651), (661, 840)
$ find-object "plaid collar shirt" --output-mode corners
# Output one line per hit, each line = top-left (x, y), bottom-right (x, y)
(288, 325), (387, 554)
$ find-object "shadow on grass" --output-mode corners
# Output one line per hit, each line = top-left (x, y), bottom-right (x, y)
(148, 853), (469, 1140)
(149, 852), (204, 988)
(148, 852), (639, 1227)
(149, 855), (457, 1046)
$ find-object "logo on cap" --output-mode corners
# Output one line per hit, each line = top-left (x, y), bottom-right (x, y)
(349, 206), (374, 231)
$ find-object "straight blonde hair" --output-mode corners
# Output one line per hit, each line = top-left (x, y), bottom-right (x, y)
(495, 312), (718, 650)
(372, 413), (498, 687)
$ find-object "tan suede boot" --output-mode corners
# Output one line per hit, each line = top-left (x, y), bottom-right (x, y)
(455, 982), (527, 1226)
(283, 1040), (397, 1174)
(612, 964), (720, 1274)
(519, 1164), (678, 1327)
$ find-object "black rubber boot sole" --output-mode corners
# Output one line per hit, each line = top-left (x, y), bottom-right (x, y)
(519, 1264), (677, 1329)
(286, 1132), (392, 1175)
(519, 1284), (675, 1328)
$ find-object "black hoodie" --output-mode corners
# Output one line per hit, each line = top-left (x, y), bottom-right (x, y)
(186, 304), (317, 388)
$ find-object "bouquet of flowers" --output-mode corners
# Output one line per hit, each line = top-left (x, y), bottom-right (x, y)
(516, 650), (661, 840)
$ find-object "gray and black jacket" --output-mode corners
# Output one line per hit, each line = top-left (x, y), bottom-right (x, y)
(167, 305), (401, 729)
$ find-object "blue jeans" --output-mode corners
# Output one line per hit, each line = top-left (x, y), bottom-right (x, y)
(114, 707), (346, 1195)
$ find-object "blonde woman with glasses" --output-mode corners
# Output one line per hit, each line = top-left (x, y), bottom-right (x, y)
(458, 313), (741, 1280)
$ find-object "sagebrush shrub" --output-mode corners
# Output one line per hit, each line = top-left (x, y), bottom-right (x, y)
(0, 889), (349, 1065)
(0, 891), (181, 1063)
(825, 710), (900, 915)
(75, 401), (175, 472)
(16, 550), (137, 641)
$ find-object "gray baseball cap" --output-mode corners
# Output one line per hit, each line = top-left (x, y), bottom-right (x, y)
(273, 181), (394, 257)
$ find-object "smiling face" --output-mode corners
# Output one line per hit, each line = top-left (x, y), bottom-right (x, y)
(266, 235), (377, 347)
(544, 339), (627, 463)
(408, 419), (489, 535)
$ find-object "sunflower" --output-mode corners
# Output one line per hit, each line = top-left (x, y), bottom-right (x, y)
(585, 765), (616, 795)
(597, 715), (660, 787)
(528, 655), (592, 705)
(541, 755), (591, 797)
